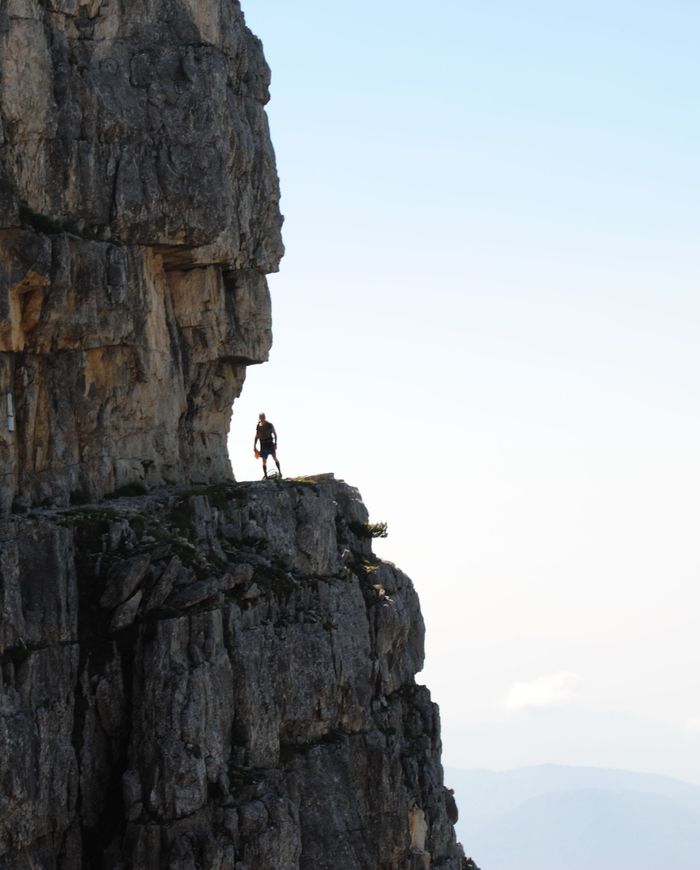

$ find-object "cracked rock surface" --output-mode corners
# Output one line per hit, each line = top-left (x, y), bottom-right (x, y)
(0, 3), (482, 868)
(0, 476), (471, 869)
(0, 0), (283, 513)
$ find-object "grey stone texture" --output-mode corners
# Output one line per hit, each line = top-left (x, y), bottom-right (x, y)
(0, 0), (283, 513)
(0, 2), (481, 867)
(0, 477), (473, 869)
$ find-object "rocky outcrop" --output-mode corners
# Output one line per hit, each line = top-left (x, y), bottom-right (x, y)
(0, 3), (481, 868)
(0, 0), (283, 513)
(0, 476), (471, 869)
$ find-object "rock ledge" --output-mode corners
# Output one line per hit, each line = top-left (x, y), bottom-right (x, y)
(0, 477), (472, 869)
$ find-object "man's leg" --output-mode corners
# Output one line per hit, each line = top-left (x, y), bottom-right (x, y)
(273, 449), (281, 476)
(262, 458), (268, 478)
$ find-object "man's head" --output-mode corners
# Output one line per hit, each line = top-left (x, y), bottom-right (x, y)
(259, 413), (266, 422)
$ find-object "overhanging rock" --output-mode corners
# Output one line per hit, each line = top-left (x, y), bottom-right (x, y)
(0, 0), (283, 512)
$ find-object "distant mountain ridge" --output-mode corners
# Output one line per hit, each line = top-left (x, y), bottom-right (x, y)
(448, 764), (700, 870)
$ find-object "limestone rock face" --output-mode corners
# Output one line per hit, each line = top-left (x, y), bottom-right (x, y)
(0, 0), (283, 513)
(0, 477), (472, 869)
(0, 4), (480, 868)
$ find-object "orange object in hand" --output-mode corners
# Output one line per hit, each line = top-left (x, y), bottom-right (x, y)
(254, 448), (260, 459)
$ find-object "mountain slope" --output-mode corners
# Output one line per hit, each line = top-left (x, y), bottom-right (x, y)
(446, 765), (700, 870)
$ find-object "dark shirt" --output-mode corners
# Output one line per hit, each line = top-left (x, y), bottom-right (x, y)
(256, 420), (275, 444)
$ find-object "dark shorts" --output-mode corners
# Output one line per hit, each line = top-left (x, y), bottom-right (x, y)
(260, 441), (276, 459)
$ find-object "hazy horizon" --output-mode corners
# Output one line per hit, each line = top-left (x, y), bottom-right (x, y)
(446, 763), (700, 869)
(229, 0), (700, 786)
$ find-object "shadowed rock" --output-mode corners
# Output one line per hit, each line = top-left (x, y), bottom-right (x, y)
(0, 478), (469, 869)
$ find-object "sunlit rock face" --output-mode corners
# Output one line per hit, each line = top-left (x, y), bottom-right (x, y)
(0, 0), (283, 513)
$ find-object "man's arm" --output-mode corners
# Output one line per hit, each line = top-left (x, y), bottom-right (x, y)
(271, 425), (277, 445)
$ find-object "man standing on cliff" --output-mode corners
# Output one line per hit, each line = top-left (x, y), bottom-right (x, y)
(254, 412), (282, 479)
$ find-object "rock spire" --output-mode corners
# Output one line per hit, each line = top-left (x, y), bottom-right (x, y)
(0, 0), (283, 513)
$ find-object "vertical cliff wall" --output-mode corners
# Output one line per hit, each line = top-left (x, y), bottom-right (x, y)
(0, 0), (283, 513)
(0, 477), (471, 869)
(0, 2), (479, 868)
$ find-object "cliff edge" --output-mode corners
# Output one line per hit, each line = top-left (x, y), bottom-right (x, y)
(1, 476), (470, 868)
(0, 2), (479, 868)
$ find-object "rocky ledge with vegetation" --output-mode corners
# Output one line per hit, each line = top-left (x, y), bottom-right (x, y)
(0, 474), (474, 869)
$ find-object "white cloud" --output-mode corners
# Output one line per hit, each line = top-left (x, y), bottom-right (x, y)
(505, 672), (581, 712)
(683, 714), (700, 734)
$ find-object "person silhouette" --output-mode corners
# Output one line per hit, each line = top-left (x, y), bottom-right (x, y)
(254, 412), (282, 479)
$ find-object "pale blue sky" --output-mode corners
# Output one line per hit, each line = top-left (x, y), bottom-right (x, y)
(230, 1), (700, 782)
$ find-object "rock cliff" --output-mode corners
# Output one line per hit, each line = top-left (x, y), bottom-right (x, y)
(0, 0), (283, 513)
(0, 476), (471, 869)
(0, 2), (479, 868)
